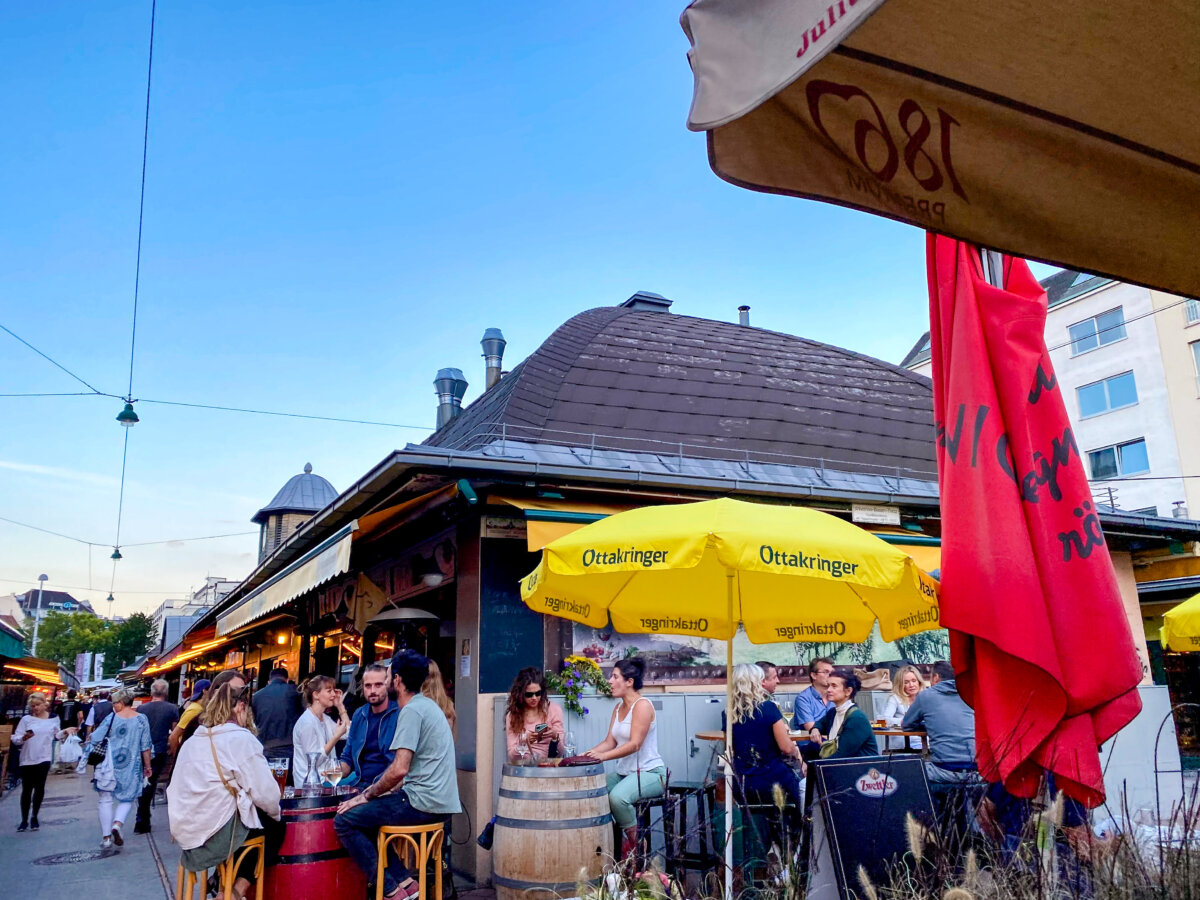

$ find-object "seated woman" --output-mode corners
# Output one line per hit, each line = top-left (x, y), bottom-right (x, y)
(168, 681), (284, 900)
(580, 658), (665, 858)
(504, 667), (565, 763)
(802, 669), (878, 760)
(724, 664), (805, 849)
(292, 675), (348, 786)
(878, 665), (925, 751)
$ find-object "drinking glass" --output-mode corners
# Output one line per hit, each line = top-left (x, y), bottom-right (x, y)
(777, 695), (794, 718)
(563, 732), (577, 759)
(268, 758), (289, 793)
(321, 763), (344, 789)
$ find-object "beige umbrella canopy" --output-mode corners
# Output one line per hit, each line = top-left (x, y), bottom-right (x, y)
(681, 0), (1200, 298)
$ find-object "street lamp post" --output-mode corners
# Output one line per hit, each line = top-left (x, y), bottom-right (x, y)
(30, 573), (48, 657)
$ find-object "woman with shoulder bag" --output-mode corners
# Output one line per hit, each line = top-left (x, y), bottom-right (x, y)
(88, 688), (152, 849)
(801, 670), (878, 761)
(168, 680), (284, 900)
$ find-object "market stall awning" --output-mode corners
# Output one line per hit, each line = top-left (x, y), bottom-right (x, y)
(2, 656), (69, 687)
(355, 484), (459, 542)
(491, 495), (642, 550)
(217, 521), (356, 636)
(493, 494), (943, 567)
(0, 616), (25, 659)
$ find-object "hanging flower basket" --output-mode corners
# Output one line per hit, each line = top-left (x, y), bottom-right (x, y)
(545, 655), (612, 718)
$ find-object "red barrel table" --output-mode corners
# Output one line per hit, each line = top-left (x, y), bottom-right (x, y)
(265, 787), (367, 900)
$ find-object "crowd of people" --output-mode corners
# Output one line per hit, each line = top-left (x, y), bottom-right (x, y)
(6, 652), (1018, 893)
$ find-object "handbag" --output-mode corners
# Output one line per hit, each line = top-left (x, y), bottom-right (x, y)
(818, 706), (866, 759)
(87, 713), (115, 766)
(476, 816), (497, 850)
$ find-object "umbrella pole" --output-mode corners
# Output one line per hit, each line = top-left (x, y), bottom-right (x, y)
(724, 571), (734, 900)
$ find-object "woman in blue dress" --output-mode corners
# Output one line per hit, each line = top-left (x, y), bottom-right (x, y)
(88, 687), (152, 849)
(723, 663), (805, 854)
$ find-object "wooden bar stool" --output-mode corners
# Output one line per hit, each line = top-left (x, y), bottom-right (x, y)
(375, 822), (444, 900)
(176, 835), (267, 900)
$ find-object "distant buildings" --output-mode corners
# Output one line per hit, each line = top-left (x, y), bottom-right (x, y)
(15, 588), (97, 624)
(149, 576), (239, 653)
(902, 271), (1199, 518)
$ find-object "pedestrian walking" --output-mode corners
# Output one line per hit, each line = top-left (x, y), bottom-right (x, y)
(12, 692), (71, 832)
(134, 678), (180, 833)
(88, 687), (152, 849)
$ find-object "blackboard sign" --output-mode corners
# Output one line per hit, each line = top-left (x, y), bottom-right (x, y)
(478, 538), (545, 694)
(806, 755), (934, 900)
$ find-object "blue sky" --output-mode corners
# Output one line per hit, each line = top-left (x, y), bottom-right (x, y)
(0, 3), (1054, 616)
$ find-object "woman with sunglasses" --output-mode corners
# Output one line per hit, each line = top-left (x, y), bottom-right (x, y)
(504, 667), (564, 763)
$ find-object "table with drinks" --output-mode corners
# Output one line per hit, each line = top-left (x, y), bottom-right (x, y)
(262, 756), (366, 900)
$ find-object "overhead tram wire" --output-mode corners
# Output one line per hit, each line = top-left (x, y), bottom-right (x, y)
(134, 396), (431, 429)
(0, 324), (107, 395)
(0, 514), (258, 548)
(106, 0), (158, 614)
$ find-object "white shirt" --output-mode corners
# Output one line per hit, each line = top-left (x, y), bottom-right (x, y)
(291, 709), (338, 785)
(878, 694), (923, 750)
(13, 715), (64, 765)
(611, 697), (664, 776)
(167, 723), (281, 851)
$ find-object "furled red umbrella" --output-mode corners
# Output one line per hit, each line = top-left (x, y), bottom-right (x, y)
(681, 0), (1200, 299)
(926, 235), (1142, 806)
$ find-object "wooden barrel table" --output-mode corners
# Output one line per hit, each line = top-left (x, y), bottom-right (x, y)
(264, 788), (367, 900)
(492, 763), (613, 900)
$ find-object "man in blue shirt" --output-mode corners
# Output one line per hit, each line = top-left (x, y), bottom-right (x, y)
(794, 656), (835, 730)
(337, 663), (398, 786)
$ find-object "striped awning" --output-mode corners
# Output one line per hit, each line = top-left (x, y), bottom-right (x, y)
(217, 522), (356, 636)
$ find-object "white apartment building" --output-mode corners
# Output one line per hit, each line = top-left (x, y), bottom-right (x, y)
(901, 271), (1193, 518)
(150, 576), (238, 651)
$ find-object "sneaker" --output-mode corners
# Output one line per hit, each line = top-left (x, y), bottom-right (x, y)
(17, 822), (28, 833)
(111, 824), (124, 846)
(133, 823), (151, 835)
(101, 836), (113, 850)
(30, 818), (39, 831)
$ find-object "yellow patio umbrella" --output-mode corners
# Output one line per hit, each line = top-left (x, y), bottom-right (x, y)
(1161, 592), (1200, 651)
(519, 497), (940, 896)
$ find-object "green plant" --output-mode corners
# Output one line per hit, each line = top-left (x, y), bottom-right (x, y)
(545, 655), (612, 718)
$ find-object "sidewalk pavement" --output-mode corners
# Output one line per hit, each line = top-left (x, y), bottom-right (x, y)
(0, 764), (181, 900)
(1, 765), (492, 900)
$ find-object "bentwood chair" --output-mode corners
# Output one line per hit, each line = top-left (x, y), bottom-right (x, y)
(375, 822), (445, 900)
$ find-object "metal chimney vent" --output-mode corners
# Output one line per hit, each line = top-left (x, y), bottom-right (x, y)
(481, 328), (506, 391)
(738, 305), (750, 326)
(434, 367), (468, 429)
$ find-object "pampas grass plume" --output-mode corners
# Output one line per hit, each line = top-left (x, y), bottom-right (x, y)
(942, 889), (975, 900)
(905, 812), (926, 863)
(856, 865), (879, 900)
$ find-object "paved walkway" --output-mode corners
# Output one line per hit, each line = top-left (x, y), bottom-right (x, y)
(1, 766), (491, 900)
(0, 764), (180, 900)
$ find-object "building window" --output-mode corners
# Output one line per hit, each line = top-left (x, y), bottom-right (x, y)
(1186, 299), (1200, 326)
(1076, 371), (1138, 417)
(1068, 307), (1127, 355)
(1088, 438), (1150, 479)
(1191, 340), (1200, 395)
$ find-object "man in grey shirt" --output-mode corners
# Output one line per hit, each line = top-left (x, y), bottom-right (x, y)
(903, 659), (983, 788)
(335, 650), (460, 900)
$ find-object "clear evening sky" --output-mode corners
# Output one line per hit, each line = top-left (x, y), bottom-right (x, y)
(0, 4), (1055, 615)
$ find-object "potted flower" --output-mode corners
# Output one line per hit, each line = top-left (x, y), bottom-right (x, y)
(545, 655), (612, 718)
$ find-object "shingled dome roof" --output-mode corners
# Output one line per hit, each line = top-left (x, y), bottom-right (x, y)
(253, 463), (338, 524)
(424, 301), (937, 480)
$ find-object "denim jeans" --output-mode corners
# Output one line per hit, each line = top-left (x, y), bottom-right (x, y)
(334, 790), (444, 895)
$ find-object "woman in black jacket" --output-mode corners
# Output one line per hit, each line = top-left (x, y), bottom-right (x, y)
(802, 670), (878, 759)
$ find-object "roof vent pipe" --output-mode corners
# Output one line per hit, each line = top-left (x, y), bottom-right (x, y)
(481, 328), (507, 390)
(738, 305), (750, 326)
(434, 368), (468, 429)
(1174, 500), (1189, 519)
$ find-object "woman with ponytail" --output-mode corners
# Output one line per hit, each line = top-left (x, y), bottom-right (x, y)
(580, 658), (666, 858)
(291, 675), (348, 786)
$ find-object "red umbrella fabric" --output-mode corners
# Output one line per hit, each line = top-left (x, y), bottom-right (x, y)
(926, 235), (1142, 806)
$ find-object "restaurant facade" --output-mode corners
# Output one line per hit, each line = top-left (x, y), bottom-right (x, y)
(143, 292), (1200, 883)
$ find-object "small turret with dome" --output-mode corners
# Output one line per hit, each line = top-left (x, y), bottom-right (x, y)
(253, 463), (338, 562)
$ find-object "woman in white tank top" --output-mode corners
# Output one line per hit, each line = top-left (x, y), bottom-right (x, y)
(581, 658), (666, 858)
